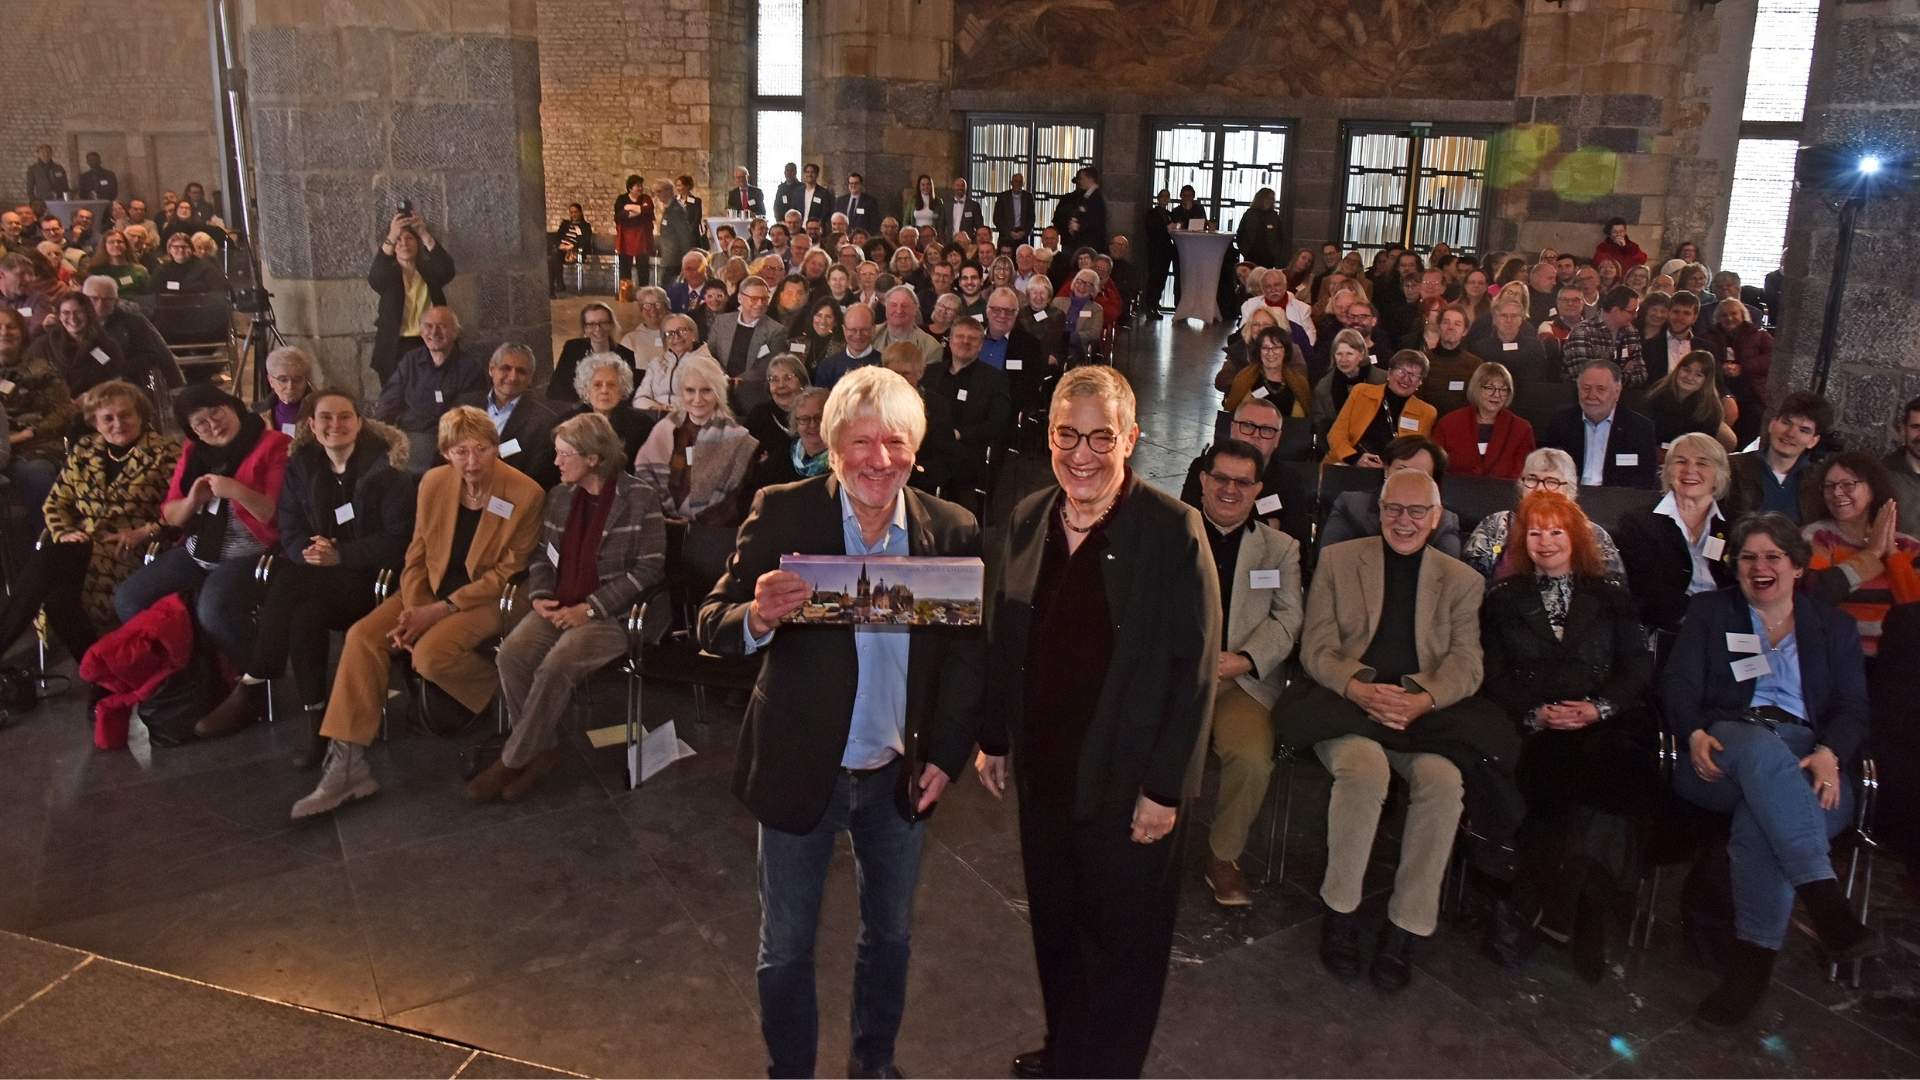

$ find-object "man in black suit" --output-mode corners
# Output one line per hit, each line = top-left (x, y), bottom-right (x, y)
(1054, 167), (1108, 253)
(1541, 359), (1659, 489)
(1645, 291), (1725, 385)
(993, 172), (1037, 247)
(798, 163), (832, 229)
(979, 286), (1046, 423)
(772, 162), (805, 222)
(697, 366), (984, 1080)
(838, 172), (881, 233)
(977, 365), (1219, 1080)
(939, 176), (983, 242)
(1179, 397), (1313, 548)
(921, 317), (1012, 503)
(459, 343), (560, 488)
(726, 165), (766, 218)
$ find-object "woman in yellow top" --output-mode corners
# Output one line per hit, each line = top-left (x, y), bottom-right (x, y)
(1326, 349), (1438, 467)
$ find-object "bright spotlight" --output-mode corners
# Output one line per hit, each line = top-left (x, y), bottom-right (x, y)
(1859, 154), (1884, 176)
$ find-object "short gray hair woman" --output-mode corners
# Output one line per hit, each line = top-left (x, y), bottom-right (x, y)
(1461, 447), (1626, 581)
(573, 350), (635, 403)
(622, 287), (672, 372)
(259, 345), (320, 431)
(472, 409), (667, 802)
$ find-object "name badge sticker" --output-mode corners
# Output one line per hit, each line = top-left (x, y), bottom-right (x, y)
(1006, 358), (1024, 371)
(281, 422), (297, 436)
(205, 497), (223, 515)
(434, 390), (444, 403)
(498, 438), (521, 458)
(335, 503), (356, 524)
(1704, 535), (1727, 561)
(1726, 632), (1762, 654)
(1255, 494), (1282, 515)
(165, 281), (181, 291)
(1447, 380), (1465, 391)
(1398, 416), (1420, 431)
(0, 379), (17, 395)
(486, 496), (514, 519)
(91, 347), (110, 365)
(1250, 385), (1269, 400)
(1032, 311), (1048, 322)
(547, 542), (560, 566)
(1248, 569), (1282, 589)
(1731, 654), (1771, 682)
(1614, 453), (1638, 467)
(1502, 341), (1519, 352)
(1078, 309), (1091, 319)
(956, 388), (969, 402)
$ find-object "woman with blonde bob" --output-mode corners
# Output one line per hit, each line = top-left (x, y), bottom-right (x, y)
(632, 353), (759, 583)
(293, 405), (543, 820)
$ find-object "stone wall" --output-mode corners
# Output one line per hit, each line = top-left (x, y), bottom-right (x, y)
(1775, 0), (1920, 447)
(0, 0), (221, 206)
(532, 0), (752, 232)
(243, 0), (549, 395)
(1494, 0), (1755, 265)
(806, 0), (957, 204)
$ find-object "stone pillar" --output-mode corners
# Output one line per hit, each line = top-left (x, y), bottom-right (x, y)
(1493, 0), (1754, 262)
(1775, 0), (1920, 445)
(807, 1), (955, 205)
(243, 0), (550, 395)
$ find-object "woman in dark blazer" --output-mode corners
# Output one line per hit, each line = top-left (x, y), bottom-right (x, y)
(976, 367), (1220, 1080)
(1615, 431), (1734, 645)
(1665, 513), (1875, 1027)
(1480, 490), (1655, 979)
(367, 210), (455, 384)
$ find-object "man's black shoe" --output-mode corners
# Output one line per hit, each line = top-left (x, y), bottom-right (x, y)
(1371, 923), (1416, 992)
(1011, 1047), (1048, 1078)
(1319, 907), (1364, 979)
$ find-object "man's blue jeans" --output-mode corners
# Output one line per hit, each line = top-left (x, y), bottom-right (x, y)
(757, 758), (924, 1079)
(1672, 720), (1853, 949)
(7, 457), (59, 534)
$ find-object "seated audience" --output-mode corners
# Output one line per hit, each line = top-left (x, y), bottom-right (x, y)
(787, 296), (844, 374)
(1886, 395), (1920, 538)
(113, 385), (291, 667)
(1054, 269), (1107, 363)
(1647, 290), (1722, 386)
(1019, 276), (1064, 370)
(0, 307), (75, 530)
(1799, 451), (1919, 658)
(469, 412), (667, 803)
(293, 406), (542, 818)
(749, 387), (830, 491)
(708, 275), (788, 414)
(619, 287), (673, 376)
(1726, 390), (1831, 523)
(1419, 306), (1484, 415)
(1431, 361), (1535, 479)
(1191, 438), (1304, 908)
(1319, 434), (1462, 557)
(1713, 299), (1773, 445)
(374, 305), (488, 471)
(1179, 396), (1313, 547)
(634, 313), (714, 414)
(0, 380), (178, 665)
(927, 292), (963, 342)
(921, 317), (1012, 502)
(1479, 490), (1655, 977)
(28, 292), (132, 397)
(1666, 513), (1875, 1027)
(570, 352), (655, 465)
(1540, 360), (1658, 489)
(1616, 431), (1733, 640)
(1279, 468), (1515, 992)
(551, 302), (638, 405)
(86, 229), (149, 295)
(1467, 298), (1555, 385)
(1223, 325), (1311, 421)
(1641, 349), (1737, 450)
(746, 354), (809, 455)
(0, 251), (63, 336)
(1461, 448), (1626, 581)
(1327, 349), (1436, 467)
(195, 391), (416, 756)
(632, 354), (758, 585)
(257, 345), (318, 435)
(459, 343), (559, 487)
(812, 300), (880, 390)
(1559, 286), (1645, 386)
(872, 284), (941, 368)
(1311, 329), (1386, 438)
(665, 250), (709, 313)
(82, 276), (180, 391)
(151, 231), (223, 295)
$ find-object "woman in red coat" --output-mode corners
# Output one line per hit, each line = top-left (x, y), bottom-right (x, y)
(1431, 360), (1535, 479)
(613, 174), (655, 288)
(1593, 217), (1648, 273)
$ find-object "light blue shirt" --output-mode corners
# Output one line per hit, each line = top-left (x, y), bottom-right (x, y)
(1747, 606), (1807, 719)
(1580, 409), (1614, 486)
(745, 487), (911, 770)
(485, 393), (519, 434)
(1653, 491), (1723, 595)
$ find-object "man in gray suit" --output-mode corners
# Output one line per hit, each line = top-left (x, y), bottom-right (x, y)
(706, 275), (788, 414)
(1193, 438), (1303, 909)
(654, 179), (696, 285)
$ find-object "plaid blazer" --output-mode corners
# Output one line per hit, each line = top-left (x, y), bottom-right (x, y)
(525, 471), (666, 619)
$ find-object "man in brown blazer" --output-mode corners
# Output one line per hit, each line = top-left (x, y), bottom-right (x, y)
(1277, 469), (1514, 992)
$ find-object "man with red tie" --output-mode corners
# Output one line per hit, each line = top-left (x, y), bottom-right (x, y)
(730, 165), (766, 218)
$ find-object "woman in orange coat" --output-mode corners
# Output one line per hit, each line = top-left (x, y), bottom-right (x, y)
(1326, 349), (1437, 468)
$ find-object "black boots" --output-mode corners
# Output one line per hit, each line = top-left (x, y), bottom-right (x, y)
(1371, 923), (1416, 992)
(1694, 938), (1777, 1028)
(1319, 907), (1364, 979)
(1797, 878), (1881, 964)
(196, 680), (266, 738)
(291, 705), (327, 770)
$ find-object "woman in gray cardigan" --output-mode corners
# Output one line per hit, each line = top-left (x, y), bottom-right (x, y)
(469, 411), (666, 803)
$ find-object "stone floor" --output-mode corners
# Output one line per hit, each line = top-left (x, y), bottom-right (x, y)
(2, 315), (1917, 1078)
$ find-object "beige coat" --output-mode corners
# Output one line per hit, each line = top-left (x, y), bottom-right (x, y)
(1219, 519), (1304, 710)
(1301, 539), (1484, 709)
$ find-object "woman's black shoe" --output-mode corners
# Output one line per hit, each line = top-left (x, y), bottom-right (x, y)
(1570, 887), (1611, 984)
(1693, 938), (1777, 1028)
(1796, 878), (1881, 964)
(291, 707), (327, 770)
(1319, 907), (1364, 980)
(196, 680), (266, 739)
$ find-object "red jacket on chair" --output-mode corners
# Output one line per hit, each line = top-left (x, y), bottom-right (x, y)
(80, 592), (196, 750)
(1432, 406), (1537, 480)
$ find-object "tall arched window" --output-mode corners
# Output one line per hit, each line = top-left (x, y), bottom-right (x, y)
(752, 0), (804, 196)
(1720, 0), (1818, 285)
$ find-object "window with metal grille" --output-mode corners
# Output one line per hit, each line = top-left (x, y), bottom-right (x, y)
(1338, 122), (1493, 259)
(1147, 119), (1291, 237)
(1721, 0), (1816, 288)
(965, 115), (1099, 237)
(751, 0), (803, 201)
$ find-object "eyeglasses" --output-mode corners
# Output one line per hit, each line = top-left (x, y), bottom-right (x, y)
(1822, 479), (1865, 495)
(986, 305), (1018, 315)
(1206, 472), (1259, 491)
(664, 326), (694, 337)
(552, 447), (584, 461)
(1481, 383), (1511, 395)
(792, 414), (824, 428)
(1049, 425), (1118, 454)
(583, 319), (613, 329)
(1233, 420), (1280, 440)
(1379, 501), (1433, 521)
(1519, 475), (1568, 491)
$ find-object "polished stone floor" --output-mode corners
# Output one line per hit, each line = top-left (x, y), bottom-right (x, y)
(2, 316), (1917, 1078)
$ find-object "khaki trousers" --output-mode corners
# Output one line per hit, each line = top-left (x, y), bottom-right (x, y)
(319, 595), (503, 747)
(1315, 733), (1463, 936)
(496, 613), (627, 768)
(1206, 681), (1275, 863)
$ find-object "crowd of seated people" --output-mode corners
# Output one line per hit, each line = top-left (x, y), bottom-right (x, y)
(3, 151), (1907, 1053)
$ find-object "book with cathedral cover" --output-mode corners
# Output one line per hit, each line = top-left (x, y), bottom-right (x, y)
(778, 555), (985, 627)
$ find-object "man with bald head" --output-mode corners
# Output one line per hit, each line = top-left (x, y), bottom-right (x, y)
(873, 284), (941, 367)
(374, 305), (489, 470)
(1277, 468), (1516, 994)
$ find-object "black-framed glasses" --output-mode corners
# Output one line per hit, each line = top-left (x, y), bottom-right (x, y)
(1206, 472), (1259, 491)
(1050, 425), (1117, 454)
(1519, 474), (1569, 491)
(1379, 501), (1433, 521)
(1821, 479), (1865, 495)
(1233, 420), (1280, 440)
